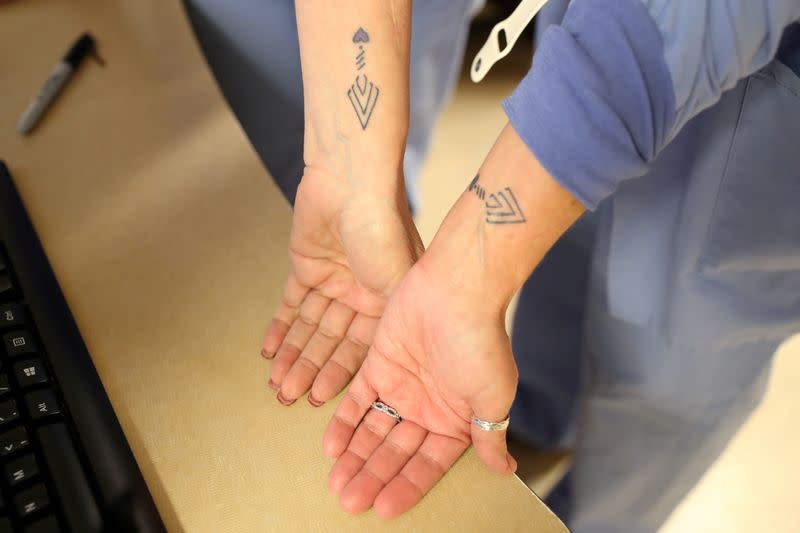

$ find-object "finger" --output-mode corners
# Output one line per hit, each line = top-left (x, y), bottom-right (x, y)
(310, 314), (377, 403)
(470, 422), (515, 475)
(373, 433), (469, 519)
(328, 407), (401, 504)
(269, 291), (331, 396)
(262, 276), (309, 358)
(470, 406), (516, 475)
(279, 301), (356, 403)
(338, 421), (427, 515)
(322, 370), (377, 459)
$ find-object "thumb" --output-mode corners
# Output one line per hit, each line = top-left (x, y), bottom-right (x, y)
(469, 375), (517, 475)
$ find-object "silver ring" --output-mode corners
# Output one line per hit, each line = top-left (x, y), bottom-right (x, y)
(472, 415), (510, 432)
(370, 401), (402, 422)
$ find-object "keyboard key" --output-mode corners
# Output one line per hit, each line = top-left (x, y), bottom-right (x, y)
(0, 375), (9, 396)
(0, 427), (30, 456)
(0, 304), (25, 329)
(14, 360), (48, 388)
(14, 483), (49, 517)
(0, 516), (11, 533)
(0, 400), (19, 426)
(38, 424), (101, 532)
(25, 515), (61, 533)
(0, 275), (13, 299)
(24, 390), (60, 421)
(5, 454), (39, 486)
(4, 331), (37, 357)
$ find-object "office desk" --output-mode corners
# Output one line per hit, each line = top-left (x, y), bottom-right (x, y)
(0, 1), (566, 531)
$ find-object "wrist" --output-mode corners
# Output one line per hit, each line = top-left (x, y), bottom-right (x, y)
(304, 138), (406, 194)
(418, 123), (585, 317)
(416, 203), (521, 321)
(297, 2), (411, 199)
(301, 159), (407, 208)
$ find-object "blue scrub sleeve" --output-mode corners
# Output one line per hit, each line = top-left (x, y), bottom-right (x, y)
(504, 0), (800, 210)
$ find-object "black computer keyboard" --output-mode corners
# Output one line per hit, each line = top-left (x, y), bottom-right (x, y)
(0, 162), (164, 533)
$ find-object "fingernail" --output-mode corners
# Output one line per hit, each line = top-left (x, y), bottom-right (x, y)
(307, 394), (324, 407)
(267, 379), (279, 391)
(277, 391), (296, 406)
(261, 348), (274, 359)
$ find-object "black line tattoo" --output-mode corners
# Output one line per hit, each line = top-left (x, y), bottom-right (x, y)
(467, 175), (486, 200)
(348, 75), (380, 130)
(348, 27), (379, 130)
(485, 189), (526, 224)
(467, 174), (527, 224)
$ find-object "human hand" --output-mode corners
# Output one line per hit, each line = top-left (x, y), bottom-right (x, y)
(320, 122), (584, 517)
(322, 260), (519, 517)
(262, 166), (423, 407)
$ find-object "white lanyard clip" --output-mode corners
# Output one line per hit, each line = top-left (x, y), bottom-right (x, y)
(470, 0), (550, 83)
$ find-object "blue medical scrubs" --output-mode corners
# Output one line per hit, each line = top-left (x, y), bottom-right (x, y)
(185, 1), (800, 531)
(507, 2), (800, 531)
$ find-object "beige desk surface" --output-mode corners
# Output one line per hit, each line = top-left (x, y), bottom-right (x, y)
(0, 1), (566, 531)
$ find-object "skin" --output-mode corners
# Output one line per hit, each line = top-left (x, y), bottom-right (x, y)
(322, 124), (584, 517)
(263, 1), (418, 406)
(263, 169), (421, 405)
(271, 0), (584, 518)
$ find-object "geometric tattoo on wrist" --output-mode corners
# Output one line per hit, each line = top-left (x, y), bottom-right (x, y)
(347, 27), (380, 130)
(468, 174), (527, 224)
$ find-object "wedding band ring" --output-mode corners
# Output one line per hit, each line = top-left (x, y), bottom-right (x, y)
(371, 401), (402, 422)
(472, 415), (510, 432)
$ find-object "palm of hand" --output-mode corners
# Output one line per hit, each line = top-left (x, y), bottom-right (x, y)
(262, 169), (422, 407)
(322, 265), (519, 518)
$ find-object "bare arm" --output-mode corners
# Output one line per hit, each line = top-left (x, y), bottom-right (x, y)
(262, 2), (419, 407)
(321, 123), (585, 517)
(421, 122), (585, 317)
(295, 0), (411, 197)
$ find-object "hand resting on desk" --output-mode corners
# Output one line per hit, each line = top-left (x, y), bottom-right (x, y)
(262, 167), (422, 407)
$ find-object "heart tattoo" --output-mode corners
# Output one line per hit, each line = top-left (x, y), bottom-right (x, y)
(352, 27), (370, 43)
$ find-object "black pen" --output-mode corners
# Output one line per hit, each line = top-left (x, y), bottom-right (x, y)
(16, 32), (99, 135)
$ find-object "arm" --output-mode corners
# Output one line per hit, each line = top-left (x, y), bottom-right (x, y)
(321, 0), (800, 517)
(445, 0), (800, 304)
(295, 0), (410, 197)
(420, 124), (584, 315)
(321, 124), (583, 517)
(414, 122), (585, 472)
(262, 1), (421, 407)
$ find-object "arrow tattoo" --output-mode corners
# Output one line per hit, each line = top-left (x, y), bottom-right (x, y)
(347, 27), (379, 130)
(468, 174), (527, 225)
(348, 74), (380, 130)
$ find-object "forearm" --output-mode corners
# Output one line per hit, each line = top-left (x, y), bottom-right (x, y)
(420, 124), (584, 313)
(294, 0), (411, 196)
